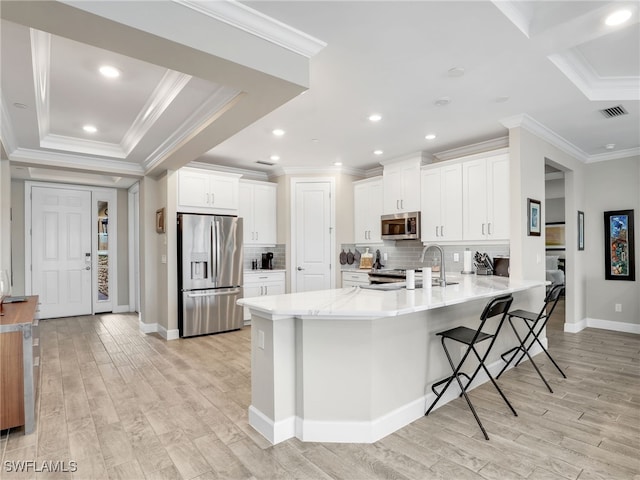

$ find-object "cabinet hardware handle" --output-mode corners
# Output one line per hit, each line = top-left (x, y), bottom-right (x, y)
(482, 223), (485, 235)
(256, 231), (258, 241)
(206, 193), (210, 204)
(260, 286), (264, 295)
(211, 193), (215, 205)
(396, 200), (400, 210)
(488, 223), (492, 235)
(265, 286), (268, 295)
(400, 199), (404, 209)
(441, 225), (444, 237)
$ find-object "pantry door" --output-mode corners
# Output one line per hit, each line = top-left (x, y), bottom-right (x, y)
(31, 186), (93, 318)
(291, 179), (335, 292)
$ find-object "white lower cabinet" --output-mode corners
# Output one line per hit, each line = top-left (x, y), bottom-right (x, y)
(341, 271), (370, 287)
(243, 271), (285, 322)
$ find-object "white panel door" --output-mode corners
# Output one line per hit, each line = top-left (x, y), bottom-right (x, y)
(32, 186), (92, 318)
(295, 182), (331, 292)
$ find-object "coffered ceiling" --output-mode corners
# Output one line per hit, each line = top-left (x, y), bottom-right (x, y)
(1, 1), (638, 186)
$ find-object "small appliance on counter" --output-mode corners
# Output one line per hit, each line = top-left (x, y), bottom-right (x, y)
(493, 256), (510, 277)
(261, 252), (274, 270)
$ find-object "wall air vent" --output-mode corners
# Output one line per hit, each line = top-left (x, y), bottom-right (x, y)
(256, 160), (275, 166)
(600, 105), (628, 118)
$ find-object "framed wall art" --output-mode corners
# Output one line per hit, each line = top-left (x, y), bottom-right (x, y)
(603, 209), (635, 281)
(545, 222), (565, 250)
(577, 211), (585, 251)
(527, 198), (541, 236)
(156, 208), (165, 234)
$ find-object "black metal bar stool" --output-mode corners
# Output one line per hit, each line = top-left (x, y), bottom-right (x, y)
(425, 294), (517, 440)
(496, 284), (566, 393)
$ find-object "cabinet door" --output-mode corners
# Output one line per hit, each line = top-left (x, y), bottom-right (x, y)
(262, 281), (285, 296)
(209, 175), (238, 211)
(252, 183), (277, 245)
(383, 167), (403, 213)
(353, 183), (369, 243)
(400, 162), (421, 212)
(420, 168), (442, 242)
(238, 182), (254, 244)
(367, 180), (383, 242)
(486, 155), (510, 240)
(462, 159), (488, 241)
(178, 170), (210, 208)
(440, 163), (463, 241)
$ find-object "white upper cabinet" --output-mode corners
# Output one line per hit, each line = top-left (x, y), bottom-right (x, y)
(462, 153), (510, 241)
(177, 168), (241, 214)
(382, 156), (421, 213)
(353, 177), (383, 244)
(239, 180), (277, 245)
(420, 163), (463, 242)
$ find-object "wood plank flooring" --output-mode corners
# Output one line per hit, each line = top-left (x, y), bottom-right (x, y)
(1, 300), (639, 479)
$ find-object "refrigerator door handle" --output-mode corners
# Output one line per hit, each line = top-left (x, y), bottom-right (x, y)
(186, 288), (241, 298)
(214, 220), (221, 281)
(210, 221), (215, 282)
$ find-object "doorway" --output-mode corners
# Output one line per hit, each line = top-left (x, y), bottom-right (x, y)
(26, 182), (117, 318)
(544, 160), (566, 328)
(290, 178), (335, 292)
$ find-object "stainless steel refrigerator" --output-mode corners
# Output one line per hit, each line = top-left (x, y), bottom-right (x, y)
(177, 213), (243, 337)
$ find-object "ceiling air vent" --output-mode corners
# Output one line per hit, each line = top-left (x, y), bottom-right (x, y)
(600, 105), (628, 118)
(256, 160), (275, 166)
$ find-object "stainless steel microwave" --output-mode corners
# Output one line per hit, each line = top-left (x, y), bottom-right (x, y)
(381, 212), (421, 240)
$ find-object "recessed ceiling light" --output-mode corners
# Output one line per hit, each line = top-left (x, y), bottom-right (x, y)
(311, 138), (320, 143)
(605, 143), (616, 150)
(448, 67), (465, 77)
(270, 155), (280, 161)
(83, 125), (97, 133)
(373, 150), (383, 155)
(99, 65), (121, 78)
(272, 129), (285, 136)
(368, 114), (382, 122)
(605, 9), (632, 26)
(425, 133), (437, 140)
(13, 102), (28, 109)
(434, 97), (451, 106)
(495, 96), (510, 103)
(334, 162), (343, 166)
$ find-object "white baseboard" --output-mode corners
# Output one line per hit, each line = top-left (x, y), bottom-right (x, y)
(112, 305), (130, 313)
(564, 318), (587, 333)
(158, 324), (180, 341)
(139, 319), (158, 334)
(249, 344), (546, 444)
(584, 318), (640, 334)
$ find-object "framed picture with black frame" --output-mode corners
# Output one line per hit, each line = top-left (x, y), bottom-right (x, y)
(603, 209), (635, 281)
(527, 198), (541, 236)
(577, 211), (585, 251)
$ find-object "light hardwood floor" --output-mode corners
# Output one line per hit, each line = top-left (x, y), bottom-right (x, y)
(1, 301), (639, 479)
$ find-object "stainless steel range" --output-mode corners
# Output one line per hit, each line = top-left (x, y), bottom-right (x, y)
(368, 269), (423, 284)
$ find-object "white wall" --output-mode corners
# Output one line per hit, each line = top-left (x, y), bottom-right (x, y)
(0, 160), (11, 276)
(584, 156), (639, 326)
(509, 127), (587, 328)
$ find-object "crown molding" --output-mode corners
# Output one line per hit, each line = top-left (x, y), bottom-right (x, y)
(432, 137), (509, 162)
(8, 147), (144, 176)
(30, 28), (51, 142)
(364, 166), (384, 177)
(586, 147), (640, 163)
(187, 160), (271, 180)
(177, 0), (326, 58)
(40, 133), (126, 158)
(143, 85), (242, 172)
(272, 165), (365, 177)
(122, 70), (192, 155)
(500, 113), (590, 162)
(0, 93), (17, 154)
(548, 51), (640, 101)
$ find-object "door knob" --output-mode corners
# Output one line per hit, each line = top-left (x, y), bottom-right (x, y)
(85, 266), (91, 270)
(297, 267), (305, 271)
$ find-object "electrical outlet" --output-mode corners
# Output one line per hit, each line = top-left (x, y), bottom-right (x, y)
(615, 303), (622, 313)
(453, 253), (460, 262)
(258, 330), (265, 349)
(383, 252), (388, 261)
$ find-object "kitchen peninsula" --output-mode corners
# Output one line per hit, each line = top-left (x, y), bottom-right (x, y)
(238, 275), (546, 445)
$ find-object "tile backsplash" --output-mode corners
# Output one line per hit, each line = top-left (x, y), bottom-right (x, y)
(244, 244), (286, 270)
(339, 241), (509, 272)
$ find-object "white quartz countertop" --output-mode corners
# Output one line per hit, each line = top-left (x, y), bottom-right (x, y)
(238, 274), (546, 319)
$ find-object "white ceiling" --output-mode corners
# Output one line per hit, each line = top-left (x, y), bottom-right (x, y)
(1, 1), (639, 186)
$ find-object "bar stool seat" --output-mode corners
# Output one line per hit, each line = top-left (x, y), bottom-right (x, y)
(497, 284), (566, 393)
(425, 294), (517, 440)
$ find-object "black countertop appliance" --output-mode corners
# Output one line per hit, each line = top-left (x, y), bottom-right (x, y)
(262, 252), (274, 270)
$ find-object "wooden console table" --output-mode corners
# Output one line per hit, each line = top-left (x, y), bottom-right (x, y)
(0, 296), (39, 433)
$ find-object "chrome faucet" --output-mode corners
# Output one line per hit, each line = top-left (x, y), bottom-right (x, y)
(419, 244), (446, 286)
